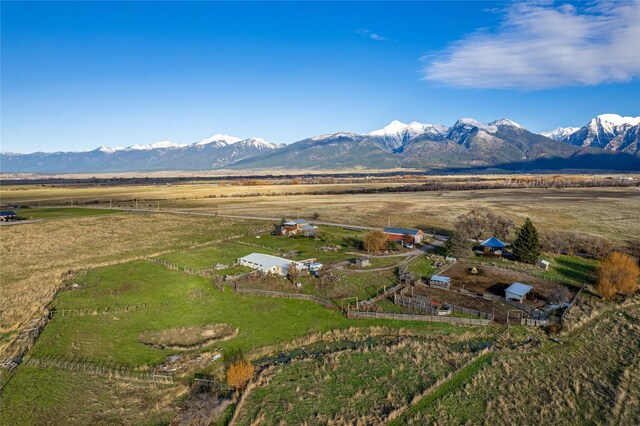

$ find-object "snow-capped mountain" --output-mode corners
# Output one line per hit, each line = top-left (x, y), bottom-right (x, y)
(3, 115), (639, 173)
(195, 134), (242, 147)
(541, 127), (581, 141)
(231, 116), (596, 170)
(1, 134), (283, 173)
(368, 120), (448, 150)
(540, 114), (640, 155)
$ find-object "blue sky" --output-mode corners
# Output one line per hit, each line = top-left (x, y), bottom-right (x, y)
(2, 1), (639, 153)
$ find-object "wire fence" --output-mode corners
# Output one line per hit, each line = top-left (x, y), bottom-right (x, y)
(234, 287), (334, 308)
(346, 309), (492, 326)
(24, 354), (173, 383)
(395, 294), (494, 320)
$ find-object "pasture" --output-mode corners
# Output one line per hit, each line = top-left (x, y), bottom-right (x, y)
(0, 177), (637, 425)
(2, 181), (639, 240)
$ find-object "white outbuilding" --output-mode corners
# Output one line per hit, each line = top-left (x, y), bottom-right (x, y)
(237, 253), (308, 276)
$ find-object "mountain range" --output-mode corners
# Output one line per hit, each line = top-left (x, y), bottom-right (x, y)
(2, 114), (639, 173)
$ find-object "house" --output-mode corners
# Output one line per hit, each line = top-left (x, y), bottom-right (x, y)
(0, 211), (17, 222)
(480, 237), (507, 254)
(354, 257), (370, 268)
(299, 224), (318, 236)
(429, 275), (451, 289)
(505, 282), (533, 303)
(279, 219), (318, 236)
(383, 227), (424, 244)
(237, 253), (308, 276)
(538, 260), (550, 270)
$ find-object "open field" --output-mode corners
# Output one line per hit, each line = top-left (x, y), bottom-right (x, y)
(0, 178), (637, 425)
(235, 337), (487, 425)
(2, 180), (639, 241)
(10, 207), (125, 220)
(0, 213), (267, 357)
(401, 304), (640, 425)
(0, 365), (183, 425)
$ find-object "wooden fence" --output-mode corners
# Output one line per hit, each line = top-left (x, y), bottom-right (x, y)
(354, 283), (405, 310)
(482, 293), (534, 314)
(561, 284), (585, 324)
(234, 288), (333, 308)
(24, 354), (173, 383)
(346, 310), (492, 326)
(395, 295), (493, 320)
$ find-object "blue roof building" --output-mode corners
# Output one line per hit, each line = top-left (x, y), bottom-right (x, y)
(430, 275), (451, 283)
(480, 237), (507, 248)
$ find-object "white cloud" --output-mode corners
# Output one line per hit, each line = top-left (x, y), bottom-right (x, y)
(422, 1), (640, 89)
(356, 28), (387, 41)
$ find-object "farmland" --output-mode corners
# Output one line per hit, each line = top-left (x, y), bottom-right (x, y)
(2, 177), (639, 240)
(0, 177), (638, 425)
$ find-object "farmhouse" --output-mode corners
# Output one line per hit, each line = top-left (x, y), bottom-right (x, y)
(480, 236), (507, 254)
(505, 282), (533, 303)
(237, 253), (308, 276)
(383, 227), (424, 244)
(0, 210), (17, 222)
(429, 275), (451, 289)
(279, 219), (318, 236)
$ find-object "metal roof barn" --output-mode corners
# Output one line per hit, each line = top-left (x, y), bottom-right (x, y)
(237, 253), (307, 276)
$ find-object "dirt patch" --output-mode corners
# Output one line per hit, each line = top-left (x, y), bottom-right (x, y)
(444, 262), (578, 307)
(413, 286), (513, 323)
(139, 323), (238, 350)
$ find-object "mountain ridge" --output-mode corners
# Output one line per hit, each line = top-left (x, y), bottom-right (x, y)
(2, 114), (639, 173)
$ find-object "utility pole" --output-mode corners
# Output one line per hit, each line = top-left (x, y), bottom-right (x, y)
(157, 201), (160, 211)
(136, 199), (138, 209)
(110, 199), (112, 209)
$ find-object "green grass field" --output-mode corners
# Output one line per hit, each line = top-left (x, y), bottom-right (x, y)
(236, 339), (474, 425)
(400, 305), (640, 425)
(156, 226), (366, 270)
(0, 365), (180, 425)
(15, 207), (125, 220)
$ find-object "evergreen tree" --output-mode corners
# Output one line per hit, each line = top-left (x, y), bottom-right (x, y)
(446, 231), (472, 258)
(512, 218), (541, 264)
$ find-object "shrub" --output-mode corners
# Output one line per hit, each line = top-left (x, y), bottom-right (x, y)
(596, 252), (640, 299)
(227, 360), (255, 390)
(363, 231), (388, 253)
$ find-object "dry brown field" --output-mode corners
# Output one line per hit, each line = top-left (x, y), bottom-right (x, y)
(2, 180), (639, 240)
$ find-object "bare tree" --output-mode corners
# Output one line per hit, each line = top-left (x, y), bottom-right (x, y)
(287, 262), (300, 284)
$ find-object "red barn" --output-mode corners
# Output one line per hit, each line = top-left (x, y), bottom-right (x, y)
(383, 227), (424, 244)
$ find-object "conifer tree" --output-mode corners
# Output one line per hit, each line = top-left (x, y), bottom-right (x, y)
(446, 231), (472, 258)
(512, 218), (541, 264)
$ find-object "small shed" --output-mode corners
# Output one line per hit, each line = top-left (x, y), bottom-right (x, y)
(538, 260), (550, 270)
(354, 257), (370, 268)
(429, 275), (451, 290)
(480, 237), (507, 254)
(505, 282), (533, 303)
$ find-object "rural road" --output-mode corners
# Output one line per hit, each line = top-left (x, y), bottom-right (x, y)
(2, 206), (450, 242)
